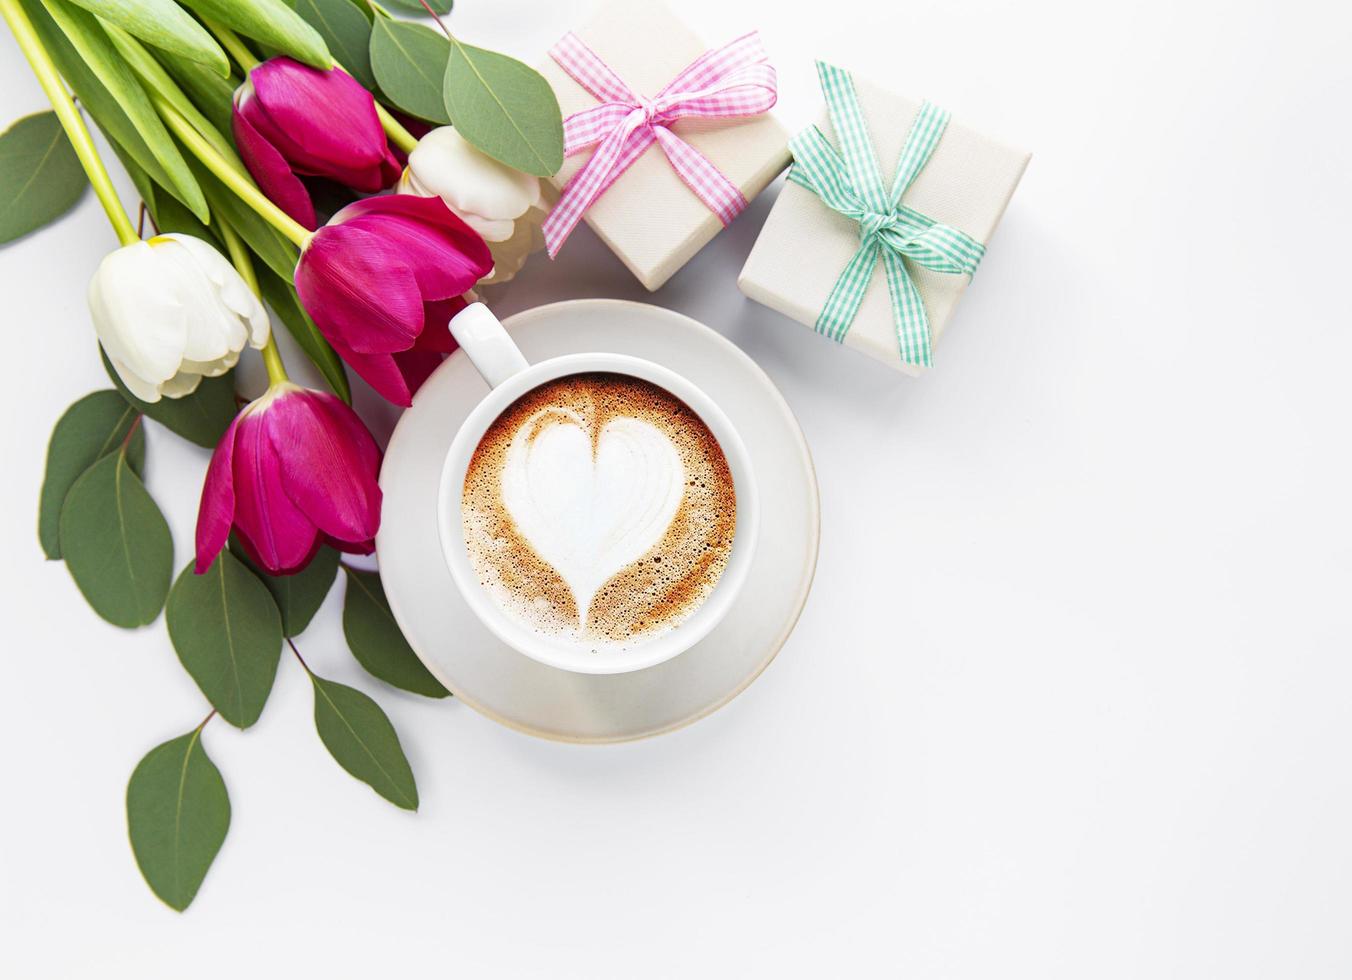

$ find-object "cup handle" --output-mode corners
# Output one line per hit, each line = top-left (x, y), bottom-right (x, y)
(448, 302), (529, 389)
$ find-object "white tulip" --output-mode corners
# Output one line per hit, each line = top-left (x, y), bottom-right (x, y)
(398, 126), (546, 285)
(89, 233), (270, 402)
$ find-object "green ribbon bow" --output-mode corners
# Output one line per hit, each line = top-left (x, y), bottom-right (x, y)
(788, 62), (986, 368)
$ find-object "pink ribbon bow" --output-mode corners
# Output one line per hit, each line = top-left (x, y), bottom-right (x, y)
(542, 30), (778, 257)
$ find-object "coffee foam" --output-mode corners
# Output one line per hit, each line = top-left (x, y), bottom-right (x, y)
(461, 373), (736, 650)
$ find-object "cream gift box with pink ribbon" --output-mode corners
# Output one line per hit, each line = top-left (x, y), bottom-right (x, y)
(739, 64), (1030, 375)
(537, 0), (790, 291)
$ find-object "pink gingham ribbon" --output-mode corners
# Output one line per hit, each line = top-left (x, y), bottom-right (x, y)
(542, 30), (778, 257)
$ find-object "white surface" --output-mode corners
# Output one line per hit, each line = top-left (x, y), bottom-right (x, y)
(1, 0), (1350, 976)
(388, 301), (809, 724)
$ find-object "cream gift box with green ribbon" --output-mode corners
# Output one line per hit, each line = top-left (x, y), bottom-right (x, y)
(738, 62), (1030, 375)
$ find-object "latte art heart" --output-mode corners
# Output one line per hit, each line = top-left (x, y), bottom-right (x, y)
(500, 410), (684, 622)
(460, 373), (737, 651)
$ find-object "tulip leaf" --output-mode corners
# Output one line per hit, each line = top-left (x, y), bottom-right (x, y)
(176, 0), (332, 70)
(166, 553), (283, 729)
(39, 391), (145, 560)
(288, 0), (374, 90)
(235, 541), (339, 637)
(153, 49), (240, 138)
(145, 179), (216, 241)
(37, 0), (208, 220)
(190, 160), (299, 283)
(257, 267), (351, 403)
(380, 0), (450, 14)
(342, 567), (449, 698)
(369, 19), (450, 125)
(59, 451), (172, 627)
(126, 725), (230, 911)
(309, 672), (418, 810)
(101, 347), (238, 449)
(443, 39), (563, 176)
(0, 111), (88, 244)
(63, 0), (229, 77)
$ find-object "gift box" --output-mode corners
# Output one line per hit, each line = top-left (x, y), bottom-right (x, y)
(738, 62), (1030, 375)
(538, 0), (790, 291)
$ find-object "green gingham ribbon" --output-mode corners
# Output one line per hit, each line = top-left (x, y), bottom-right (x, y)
(787, 62), (986, 368)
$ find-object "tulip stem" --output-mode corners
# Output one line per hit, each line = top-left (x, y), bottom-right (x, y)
(203, 19), (259, 72)
(218, 219), (289, 385)
(375, 103), (418, 153)
(0, 0), (138, 246)
(153, 95), (313, 249)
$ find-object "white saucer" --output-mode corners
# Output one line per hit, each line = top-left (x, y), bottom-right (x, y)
(376, 299), (820, 743)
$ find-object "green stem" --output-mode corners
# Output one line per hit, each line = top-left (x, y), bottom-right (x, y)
(218, 220), (288, 385)
(153, 95), (312, 248)
(202, 19), (259, 72)
(0, 0), (138, 245)
(376, 103), (417, 153)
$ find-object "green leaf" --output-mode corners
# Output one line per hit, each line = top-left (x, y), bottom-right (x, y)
(38, 390), (144, 560)
(288, 0), (374, 89)
(166, 553), (284, 729)
(177, 0), (331, 69)
(342, 567), (449, 698)
(64, 0), (228, 76)
(256, 266), (350, 402)
(38, 0), (208, 220)
(191, 160), (299, 283)
(309, 673), (418, 809)
(380, 0), (450, 15)
(0, 111), (87, 244)
(369, 19), (450, 125)
(104, 133), (158, 218)
(443, 40), (562, 176)
(154, 49), (240, 137)
(235, 541), (339, 637)
(59, 451), (172, 627)
(101, 346), (238, 449)
(145, 178), (216, 241)
(126, 725), (230, 911)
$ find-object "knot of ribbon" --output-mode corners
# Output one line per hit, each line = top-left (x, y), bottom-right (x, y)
(543, 31), (778, 257)
(787, 62), (985, 368)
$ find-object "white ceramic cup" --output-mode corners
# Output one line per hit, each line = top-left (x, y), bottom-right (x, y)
(436, 303), (760, 675)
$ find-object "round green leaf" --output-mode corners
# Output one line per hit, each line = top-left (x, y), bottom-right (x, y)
(236, 542), (339, 637)
(59, 451), (172, 628)
(39, 391), (144, 560)
(369, 19), (450, 125)
(342, 567), (449, 698)
(288, 0), (374, 89)
(101, 347), (238, 449)
(0, 111), (88, 244)
(380, 0), (450, 14)
(166, 553), (283, 729)
(64, 0), (229, 76)
(443, 39), (563, 176)
(310, 673), (418, 809)
(127, 726), (230, 911)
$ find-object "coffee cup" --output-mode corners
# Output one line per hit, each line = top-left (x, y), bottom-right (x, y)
(437, 304), (760, 675)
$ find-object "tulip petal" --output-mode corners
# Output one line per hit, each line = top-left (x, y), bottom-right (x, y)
(168, 233), (271, 350)
(415, 297), (467, 353)
(89, 242), (188, 390)
(231, 408), (320, 573)
(391, 349), (443, 398)
(406, 126), (542, 234)
(233, 104), (317, 230)
(325, 339), (417, 407)
(333, 194), (493, 299)
(295, 223), (424, 354)
(195, 415), (239, 573)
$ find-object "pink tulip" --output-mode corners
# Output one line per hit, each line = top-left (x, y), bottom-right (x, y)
(195, 383), (382, 575)
(232, 57), (401, 230)
(295, 194), (493, 406)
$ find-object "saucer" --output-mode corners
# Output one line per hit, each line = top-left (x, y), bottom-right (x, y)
(375, 299), (820, 743)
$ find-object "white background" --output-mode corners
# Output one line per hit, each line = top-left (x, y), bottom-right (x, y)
(2, 0), (1350, 975)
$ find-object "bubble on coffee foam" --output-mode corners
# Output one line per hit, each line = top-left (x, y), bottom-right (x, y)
(460, 373), (736, 652)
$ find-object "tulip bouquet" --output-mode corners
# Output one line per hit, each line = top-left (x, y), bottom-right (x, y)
(3, 0), (563, 910)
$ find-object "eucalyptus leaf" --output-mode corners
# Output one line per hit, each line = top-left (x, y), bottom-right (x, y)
(0, 112), (87, 244)
(59, 451), (172, 627)
(288, 0), (374, 90)
(38, 390), (144, 560)
(369, 19), (450, 124)
(342, 567), (448, 698)
(380, 0), (450, 14)
(166, 553), (284, 728)
(443, 39), (563, 176)
(257, 267), (350, 402)
(101, 347), (237, 449)
(235, 541), (339, 637)
(64, 0), (228, 76)
(177, 0), (332, 69)
(126, 725), (230, 911)
(38, 0), (208, 219)
(310, 673), (418, 809)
